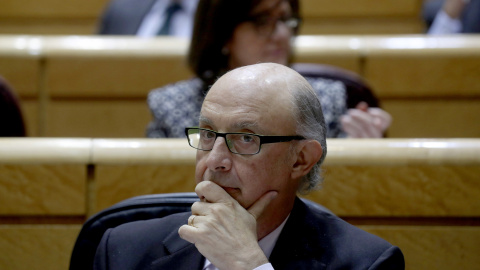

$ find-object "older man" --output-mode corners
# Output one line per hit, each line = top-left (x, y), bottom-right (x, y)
(94, 63), (404, 270)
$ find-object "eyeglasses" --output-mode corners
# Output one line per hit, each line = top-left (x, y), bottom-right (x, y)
(245, 14), (301, 37)
(185, 127), (305, 155)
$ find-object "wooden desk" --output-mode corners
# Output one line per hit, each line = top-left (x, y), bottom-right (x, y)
(1, 35), (480, 138)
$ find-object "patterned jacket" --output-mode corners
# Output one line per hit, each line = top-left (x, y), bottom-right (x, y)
(146, 77), (347, 138)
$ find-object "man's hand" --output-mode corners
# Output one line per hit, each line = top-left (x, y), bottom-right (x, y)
(178, 181), (277, 270)
(341, 102), (392, 138)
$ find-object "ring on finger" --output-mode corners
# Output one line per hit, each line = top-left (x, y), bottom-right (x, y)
(189, 215), (197, 227)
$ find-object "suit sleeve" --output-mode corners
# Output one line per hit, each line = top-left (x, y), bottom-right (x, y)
(368, 246), (405, 270)
(93, 228), (113, 270)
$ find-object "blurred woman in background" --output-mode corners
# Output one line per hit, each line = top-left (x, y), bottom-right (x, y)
(146, 0), (391, 138)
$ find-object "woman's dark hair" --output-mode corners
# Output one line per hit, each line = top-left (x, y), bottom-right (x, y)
(187, 0), (300, 86)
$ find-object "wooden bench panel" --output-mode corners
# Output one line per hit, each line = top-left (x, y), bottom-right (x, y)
(0, 165), (86, 215)
(362, 35), (480, 98)
(365, 54), (480, 98)
(294, 36), (361, 73)
(0, 20), (98, 35)
(363, 226), (480, 270)
(306, 165), (480, 217)
(0, 56), (40, 98)
(45, 56), (191, 98)
(21, 100), (39, 137)
(0, 225), (81, 270)
(301, 0), (421, 17)
(0, 0), (105, 18)
(382, 99), (480, 138)
(300, 0), (424, 34)
(300, 18), (425, 35)
(45, 100), (150, 138)
(94, 165), (197, 213)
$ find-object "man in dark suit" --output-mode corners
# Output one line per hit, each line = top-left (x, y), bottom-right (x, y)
(97, 0), (198, 37)
(94, 63), (404, 269)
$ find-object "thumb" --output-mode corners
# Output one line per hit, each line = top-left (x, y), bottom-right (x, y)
(247, 191), (278, 220)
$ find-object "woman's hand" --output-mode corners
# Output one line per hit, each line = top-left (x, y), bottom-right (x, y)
(340, 102), (392, 138)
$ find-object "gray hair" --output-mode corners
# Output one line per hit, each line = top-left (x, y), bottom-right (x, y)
(289, 76), (327, 194)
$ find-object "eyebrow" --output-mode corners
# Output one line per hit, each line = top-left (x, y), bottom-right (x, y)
(198, 115), (263, 134)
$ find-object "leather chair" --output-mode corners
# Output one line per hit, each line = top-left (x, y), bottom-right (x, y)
(69, 192), (333, 270)
(69, 193), (199, 270)
(0, 76), (26, 136)
(292, 63), (380, 109)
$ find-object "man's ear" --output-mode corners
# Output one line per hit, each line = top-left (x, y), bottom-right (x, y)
(291, 140), (323, 180)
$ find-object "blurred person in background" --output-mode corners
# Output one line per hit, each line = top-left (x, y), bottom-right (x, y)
(424, 0), (480, 34)
(98, 0), (199, 37)
(147, 0), (392, 138)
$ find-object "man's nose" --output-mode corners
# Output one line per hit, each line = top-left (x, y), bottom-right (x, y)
(205, 137), (232, 171)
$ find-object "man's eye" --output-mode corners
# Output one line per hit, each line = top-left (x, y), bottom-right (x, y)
(200, 130), (215, 139)
(205, 132), (215, 139)
(240, 135), (255, 143)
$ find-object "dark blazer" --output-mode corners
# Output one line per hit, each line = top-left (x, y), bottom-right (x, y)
(98, 0), (156, 35)
(94, 198), (404, 269)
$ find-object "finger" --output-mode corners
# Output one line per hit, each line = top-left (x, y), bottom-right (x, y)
(347, 110), (382, 138)
(188, 215), (198, 227)
(191, 201), (214, 216)
(247, 190), (278, 220)
(195, 181), (236, 204)
(367, 108), (392, 131)
(341, 114), (370, 138)
(178, 224), (198, 244)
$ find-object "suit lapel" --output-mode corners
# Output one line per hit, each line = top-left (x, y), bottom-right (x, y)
(150, 226), (204, 270)
(269, 198), (327, 270)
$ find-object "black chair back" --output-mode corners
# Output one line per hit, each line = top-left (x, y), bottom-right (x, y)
(292, 63), (380, 108)
(0, 76), (26, 136)
(69, 193), (199, 270)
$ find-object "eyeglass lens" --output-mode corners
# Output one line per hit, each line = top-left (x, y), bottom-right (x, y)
(187, 129), (261, 154)
(253, 16), (297, 36)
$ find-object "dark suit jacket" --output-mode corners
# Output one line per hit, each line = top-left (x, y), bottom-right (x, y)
(98, 0), (156, 35)
(94, 198), (404, 269)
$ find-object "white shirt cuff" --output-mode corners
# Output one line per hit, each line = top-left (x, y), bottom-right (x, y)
(253, 263), (274, 270)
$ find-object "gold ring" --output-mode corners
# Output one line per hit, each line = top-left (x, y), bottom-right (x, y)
(189, 215), (196, 227)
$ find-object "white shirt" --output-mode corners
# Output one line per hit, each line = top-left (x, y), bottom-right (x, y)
(202, 215), (290, 270)
(137, 0), (199, 37)
(428, 9), (463, 34)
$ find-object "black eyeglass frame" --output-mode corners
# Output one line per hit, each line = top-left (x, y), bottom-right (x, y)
(185, 127), (305, 155)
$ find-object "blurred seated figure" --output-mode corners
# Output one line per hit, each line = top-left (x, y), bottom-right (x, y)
(0, 76), (26, 137)
(424, 0), (480, 34)
(98, 0), (199, 37)
(146, 0), (392, 139)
